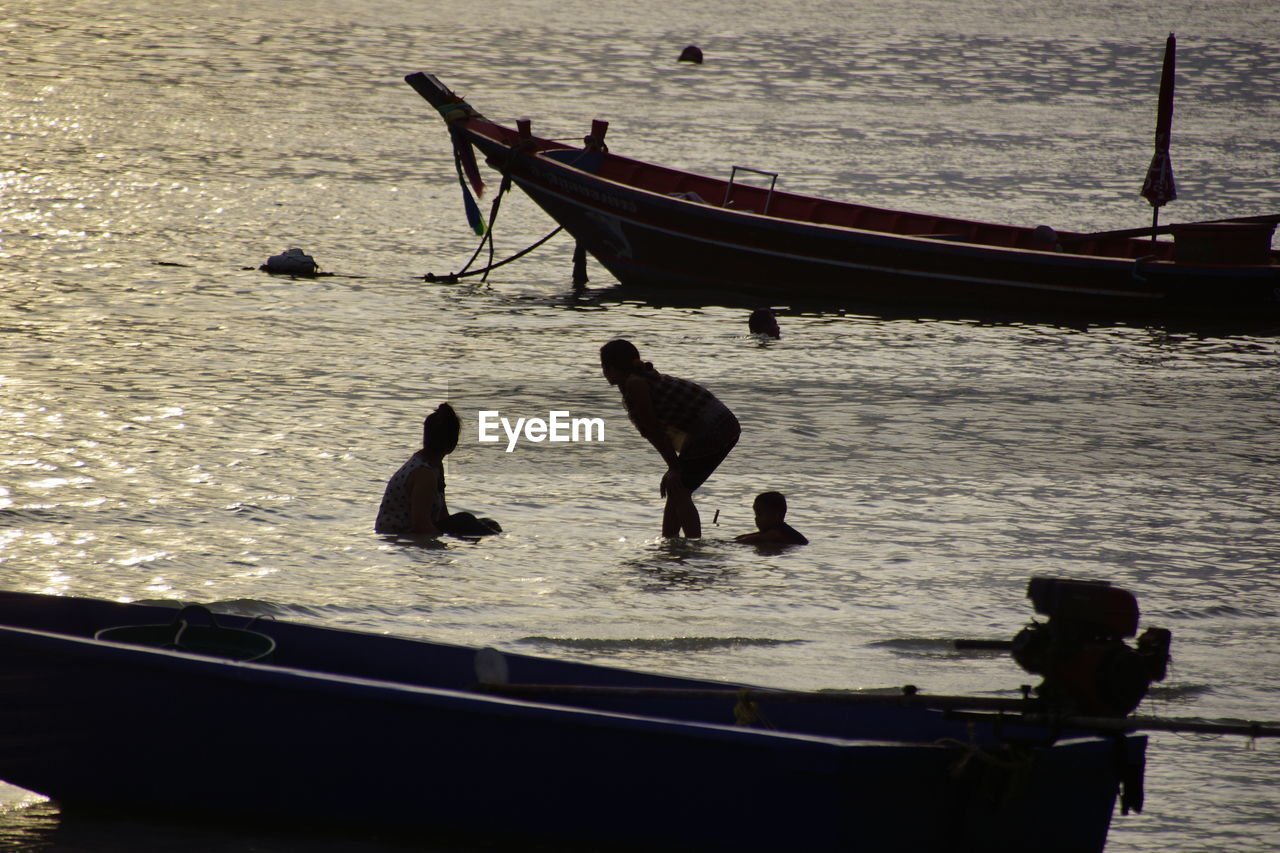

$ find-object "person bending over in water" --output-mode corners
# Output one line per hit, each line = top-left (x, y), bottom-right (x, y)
(735, 491), (808, 546)
(600, 339), (740, 538)
(375, 403), (500, 538)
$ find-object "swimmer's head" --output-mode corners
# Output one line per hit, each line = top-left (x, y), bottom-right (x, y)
(423, 402), (460, 455)
(753, 491), (788, 526)
(600, 338), (643, 385)
(748, 309), (780, 338)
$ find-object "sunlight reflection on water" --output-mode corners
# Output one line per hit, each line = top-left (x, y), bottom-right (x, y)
(2, 0), (1279, 849)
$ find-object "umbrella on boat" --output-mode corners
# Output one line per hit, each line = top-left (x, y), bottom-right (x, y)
(1140, 33), (1177, 238)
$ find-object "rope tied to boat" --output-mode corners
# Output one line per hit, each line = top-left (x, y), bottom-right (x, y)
(423, 227), (564, 283)
(937, 731), (1036, 806)
(425, 137), (567, 284)
(936, 738), (1026, 777)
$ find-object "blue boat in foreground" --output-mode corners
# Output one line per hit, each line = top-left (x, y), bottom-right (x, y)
(0, 583), (1157, 851)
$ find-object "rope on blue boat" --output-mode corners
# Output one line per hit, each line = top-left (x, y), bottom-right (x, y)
(937, 736), (1037, 808)
(936, 738), (1026, 774)
(734, 687), (760, 726)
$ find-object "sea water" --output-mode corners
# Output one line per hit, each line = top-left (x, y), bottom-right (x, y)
(2, 0), (1278, 849)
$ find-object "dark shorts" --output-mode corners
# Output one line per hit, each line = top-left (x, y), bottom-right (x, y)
(678, 415), (740, 492)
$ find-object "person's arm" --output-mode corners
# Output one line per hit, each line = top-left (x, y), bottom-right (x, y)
(406, 466), (442, 536)
(736, 528), (785, 544)
(621, 376), (686, 495)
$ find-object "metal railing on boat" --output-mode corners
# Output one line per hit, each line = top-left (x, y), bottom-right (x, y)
(723, 165), (779, 215)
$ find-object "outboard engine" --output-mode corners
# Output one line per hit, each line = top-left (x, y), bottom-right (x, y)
(1011, 577), (1171, 716)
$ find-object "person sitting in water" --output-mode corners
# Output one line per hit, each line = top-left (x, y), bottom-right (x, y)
(375, 403), (500, 538)
(600, 339), (740, 539)
(735, 491), (808, 546)
(748, 308), (780, 339)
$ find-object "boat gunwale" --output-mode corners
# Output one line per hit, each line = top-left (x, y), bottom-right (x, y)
(527, 147), (1175, 267)
(496, 159), (1169, 300)
(0, 605), (1135, 755)
(455, 119), (1209, 270)
(0, 618), (1006, 752)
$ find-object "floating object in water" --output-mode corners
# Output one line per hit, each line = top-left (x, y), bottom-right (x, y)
(260, 247), (320, 276)
(678, 45), (703, 64)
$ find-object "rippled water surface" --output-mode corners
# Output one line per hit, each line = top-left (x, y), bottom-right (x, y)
(2, 0), (1279, 850)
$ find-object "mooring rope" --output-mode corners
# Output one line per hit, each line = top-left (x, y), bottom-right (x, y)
(425, 141), (566, 284)
(423, 225), (564, 283)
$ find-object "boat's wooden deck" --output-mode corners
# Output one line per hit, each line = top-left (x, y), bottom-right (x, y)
(591, 153), (1176, 261)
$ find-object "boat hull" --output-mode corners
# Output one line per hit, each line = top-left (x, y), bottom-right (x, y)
(406, 72), (1280, 321)
(0, 592), (1138, 851)
(507, 147), (1278, 318)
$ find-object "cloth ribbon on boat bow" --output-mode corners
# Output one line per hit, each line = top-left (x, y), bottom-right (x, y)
(450, 127), (487, 236)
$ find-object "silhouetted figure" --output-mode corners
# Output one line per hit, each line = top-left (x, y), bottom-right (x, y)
(736, 491), (808, 546)
(678, 45), (703, 64)
(375, 403), (501, 538)
(600, 339), (739, 538)
(748, 308), (780, 338)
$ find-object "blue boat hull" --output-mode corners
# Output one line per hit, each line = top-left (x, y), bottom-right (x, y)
(0, 592), (1140, 851)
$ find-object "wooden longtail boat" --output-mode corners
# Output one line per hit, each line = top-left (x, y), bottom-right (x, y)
(405, 72), (1279, 320)
(0, 584), (1160, 852)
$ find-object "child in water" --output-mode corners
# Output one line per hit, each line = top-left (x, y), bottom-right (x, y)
(735, 491), (808, 546)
